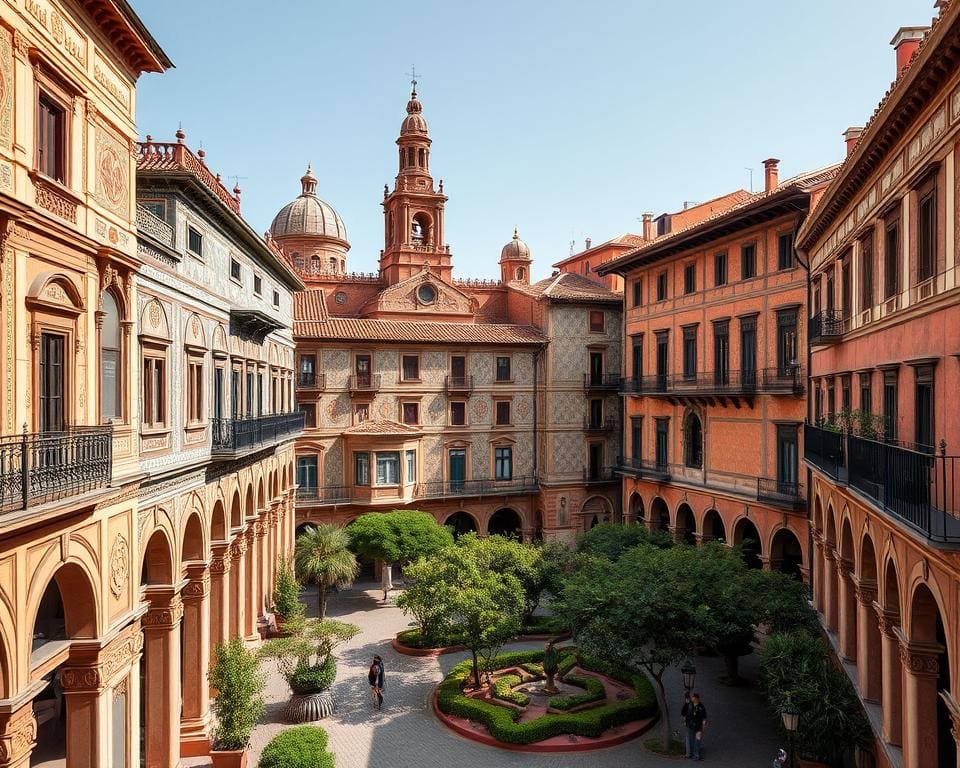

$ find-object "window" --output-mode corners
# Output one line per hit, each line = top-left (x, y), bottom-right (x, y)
(448, 448), (467, 489)
(841, 254), (852, 326)
(860, 232), (874, 313)
(299, 403), (316, 428)
(450, 401), (466, 426)
(450, 354), (466, 384)
(655, 418), (668, 469)
(299, 355), (316, 387)
(884, 212), (900, 300)
(187, 226), (203, 258)
(355, 452), (370, 486)
(630, 416), (642, 458)
(741, 243), (756, 280)
(253, 274), (262, 296)
(777, 232), (795, 270)
(684, 413), (703, 469)
(632, 279), (642, 307)
(589, 311), (605, 332)
(713, 320), (729, 386)
(231, 370), (240, 418)
(683, 263), (696, 294)
(401, 354), (420, 381)
(682, 326), (697, 380)
(587, 442), (603, 480)
(100, 291), (122, 421)
(841, 374), (852, 412)
(354, 404), (369, 423)
(656, 271), (668, 301)
(297, 456), (318, 489)
(401, 402), (420, 425)
(631, 334), (643, 384)
(815, 382), (823, 423)
(776, 425), (799, 489)
(584, 261), (591, 274)
(213, 366), (224, 419)
(494, 446), (513, 480)
(142, 355), (166, 428)
(776, 309), (798, 376)
(714, 251), (727, 286)
(376, 452), (400, 485)
(914, 365), (934, 451)
(827, 380), (836, 421)
(273, 290), (280, 308)
(39, 333), (65, 433)
(883, 369), (898, 440)
(187, 356), (204, 424)
(230, 258), (241, 283)
(589, 399), (603, 429)
(859, 372), (872, 413)
(918, 188), (936, 283)
(245, 371), (254, 417)
(495, 400), (511, 426)
(37, 93), (66, 182)
(495, 356), (511, 382)
(655, 331), (668, 387)
(141, 199), (166, 219)
(406, 450), (417, 484)
(589, 351), (603, 385)
(740, 316), (757, 384)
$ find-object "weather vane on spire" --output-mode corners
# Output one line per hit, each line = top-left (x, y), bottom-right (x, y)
(405, 65), (419, 96)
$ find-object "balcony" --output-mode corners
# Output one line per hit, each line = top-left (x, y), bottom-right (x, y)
(211, 412), (305, 458)
(808, 310), (845, 345)
(445, 375), (474, 395)
(616, 455), (671, 481)
(757, 477), (806, 511)
(415, 476), (538, 500)
(296, 371), (326, 391)
(620, 367), (803, 404)
(347, 374), (381, 396)
(583, 372), (620, 391)
(296, 486), (352, 506)
(584, 417), (617, 433)
(583, 466), (616, 483)
(0, 426), (112, 514)
(804, 423), (845, 480)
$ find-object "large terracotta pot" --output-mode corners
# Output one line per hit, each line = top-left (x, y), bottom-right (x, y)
(286, 690), (336, 722)
(210, 748), (247, 768)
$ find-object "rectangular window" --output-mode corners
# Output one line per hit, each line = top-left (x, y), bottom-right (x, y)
(815, 382), (823, 423)
(589, 351), (603, 385)
(884, 213), (900, 300)
(495, 356), (511, 382)
(142, 355), (166, 429)
(860, 233), (874, 313)
(713, 320), (729, 386)
(714, 251), (727, 286)
(245, 371), (254, 417)
(841, 254), (852, 326)
(354, 403), (369, 423)
(449, 448), (467, 489)
(450, 355), (466, 382)
(355, 452), (370, 486)
(918, 189), (936, 282)
(915, 365), (934, 451)
(883, 370), (898, 441)
(776, 424), (799, 489)
(406, 449), (417, 484)
(273, 290), (280, 308)
(450, 401), (466, 426)
(587, 442), (603, 480)
(589, 398), (603, 428)
(230, 370), (240, 418)
(589, 310), (605, 332)
(776, 309), (798, 376)
(655, 331), (668, 387)
(230, 258), (241, 283)
(656, 271), (668, 301)
(859, 372), (872, 414)
(655, 418), (668, 469)
(253, 274), (262, 296)
(682, 326), (697, 380)
(495, 400), (511, 426)
(632, 279), (642, 307)
(213, 366), (224, 419)
(299, 402), (316, 428)
(187, 226), (203, 258)
(401, 354), (420, 381)
(494, 446), (513, 480)
(187, 357), (204, 423)
(683, 263), (696, 294)
(375, 452), (400, 485)
(297, 456), (318, 489)
(37, 93), (66, 182)
(841, 374), (852, 412)
(741, 243), (756, 280)
(631, 334), (643, 384)
(740, 316), (757, 385)
(40, 333), (65, 433)
(827, 381), (836, 420)
(777, 232), (795, 270)
(401, 402), (419, 425)
(630, 416), (642, 458)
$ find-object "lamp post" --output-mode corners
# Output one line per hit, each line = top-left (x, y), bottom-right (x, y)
(781, 694), (800, 768)
(681, 660), (697, 692)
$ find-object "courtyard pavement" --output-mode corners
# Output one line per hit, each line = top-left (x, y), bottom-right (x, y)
(193, 581), (783, 768)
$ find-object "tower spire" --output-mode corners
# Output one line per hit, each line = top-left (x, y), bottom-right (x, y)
(405, 64), (419, 97)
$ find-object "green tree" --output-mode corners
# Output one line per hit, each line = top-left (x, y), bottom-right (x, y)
(457, 534), (546, 621)
(273, 555), (304, 621)
(295, 524), (358, 618)
(347, 510), (453, 563)
(208, 638), (265, 751)
(260, 616), (360, 695)
(575, 522), (673, 560)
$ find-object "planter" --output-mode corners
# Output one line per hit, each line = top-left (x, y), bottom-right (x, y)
(285, 690), (336, 723)
(209, 749), (247, 768)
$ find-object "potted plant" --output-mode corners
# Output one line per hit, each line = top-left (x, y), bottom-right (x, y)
(260, 615), (360, 722)
(542, 640), (560, 694)
(273, 556), (303, 627)
(208, 638), (265, 768)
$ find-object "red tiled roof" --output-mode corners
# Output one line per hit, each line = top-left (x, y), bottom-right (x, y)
(294, 289), (328, 322)
(294, 317), (546, 345)
(513, 272), (622, 304)
(551, 233), (642, 268)
(342, 419), (422, 436)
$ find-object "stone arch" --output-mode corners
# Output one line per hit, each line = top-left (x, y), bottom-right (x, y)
(824, 504), (837, 548)
(295, 522), (316, 538)
(628, 492), (644, 523)
(211, 498), (227, 542)
(675, 502), (696, 544)
(29, 562), (99, 649)
(701, 508), (725, 543)
(139, 297), (170, 341)
(813, 493), (824, 534)
(183, 312), (207, 350)
(26, 271), (85, 313)
(732, 516), (762, 568)
(256, 477), (265, 513)
(770, 526), (803, 577)
(181, 512), (205, 564)
(230, 490), (243, 529)
(682, 408), (704, 469)
(141, 528), (175, 586)
(212, 323), (228, 356)
(488, 507), (522, 539)
(244, 484), (255, 521)
(444, 510), (477, 538)
(579, 495), (612, 531)
(650, 497), (670, 531)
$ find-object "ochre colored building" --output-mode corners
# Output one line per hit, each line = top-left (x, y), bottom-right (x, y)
(799, 8), (960, 766)
(599, 160), (838, 577)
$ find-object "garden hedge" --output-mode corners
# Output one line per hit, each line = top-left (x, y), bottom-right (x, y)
(548, 673), (606, 710)
(491, 674), (529, 707)
(258, 725), (335, 768)
(436, 648), (657, 745)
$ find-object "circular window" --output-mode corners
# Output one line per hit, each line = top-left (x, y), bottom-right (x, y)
(334, 291), (347, 304)
(417, 284), (437, 304)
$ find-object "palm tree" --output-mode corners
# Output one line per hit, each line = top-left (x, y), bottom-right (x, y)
(294, 524), (358, 618)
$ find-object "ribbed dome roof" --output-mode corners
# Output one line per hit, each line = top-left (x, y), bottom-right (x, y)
(269, 165), (348, 244)
(400, 90), (429, 136)
(501, 228), (531, 261)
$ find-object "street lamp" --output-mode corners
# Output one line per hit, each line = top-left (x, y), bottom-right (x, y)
(681, 660), (697, 691)
(781, 694), (800, 767)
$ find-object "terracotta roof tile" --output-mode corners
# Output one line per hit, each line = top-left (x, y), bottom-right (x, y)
(341, 419), (423, 436)
(294, 289), (328, 322)
(514, 272), (621, 303)
(293, 317), (546, 345)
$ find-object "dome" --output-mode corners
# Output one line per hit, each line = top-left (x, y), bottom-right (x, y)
(269, 164), (349, 244)
(500, 228), (531, 261)
(400, 91), (429, 136)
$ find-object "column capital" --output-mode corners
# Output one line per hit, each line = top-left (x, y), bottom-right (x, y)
(872, 601), (901, 638)
(836, 557), (854, 578)
(0, 704), (36, 768)
(256, 518), (269, 537)
(210, 542), (232, 575)
(938, 690), (960, 744)
(895, 627), (943, 678)
(823, 545), (838, 562)
(853, 577), (878, 607)
(230, 536), (248, 559)
(183, 563), (210, 601)
(142, 591), (184, 630)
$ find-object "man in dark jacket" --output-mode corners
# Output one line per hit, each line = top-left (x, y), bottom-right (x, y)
(681, 691), (707, 760)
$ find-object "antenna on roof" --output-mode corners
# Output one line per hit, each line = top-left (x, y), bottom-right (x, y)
(569, 239), (576, 256)
(745, 167), (754, 193)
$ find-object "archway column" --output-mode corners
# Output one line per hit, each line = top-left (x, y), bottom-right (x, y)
(229, 533), (247, 639)
(244, 524), (259, 641)
(837, 557), (857, 661)
(208, 543), (231, 654)
(823, 545), (839, 631)
(180, 564), (211, 757)
(898, 633), (943, 768)
(256, 515), (270, 620)
(142, 588), (184, 768)
(60, 642), (107, 768)
(876, 606), (903, 747)
(854, 578), (881, 702)
(0, 704), (36, 768)
(811, 532), (825, 614)
(759, 556), (772, 571)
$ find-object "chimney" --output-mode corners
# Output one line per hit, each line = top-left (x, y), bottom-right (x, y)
(763, 158), (780, 192)
(642, 212), (653, 241)
(585, 237), (592, 250)
(891, 26), (928, 75)
(843, 127), (864, 156)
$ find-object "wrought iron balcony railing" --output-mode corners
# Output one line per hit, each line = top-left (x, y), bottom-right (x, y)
(619, 367), (803, 397)
(804, 423), (845, 480)
(211, 412), (305, 456)
(616, 455), (671, 481)
(295, 486), (352, 505)
(415, 476), (538, 500)
(347, 374), (381, 394)
(757, 477), (805, 511)
(584, 417), (617, 433)
(296, 371), (326, 391)
(808, 310), (845, 345)
(583, 372), (621, 390)
(0, 425), (112, 513)
(583, 466), (616, 483)
(444, 375), (474, 394)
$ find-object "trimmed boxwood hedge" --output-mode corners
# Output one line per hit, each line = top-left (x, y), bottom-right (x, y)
(548, 673), (606, 711)
(491, 674), (529, 707)
(259, 725), (335, 768)
(437, 648), (657, 745)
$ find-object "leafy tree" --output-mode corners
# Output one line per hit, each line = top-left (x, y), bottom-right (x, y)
(456, 534), (546, 622)
(260, 616), (360, 695)
(347, 510), (453, 564)
(575, 522), (673, 560)
(295, 524), (358, 618)
(273, 556), (304, 621)
(208, 638), (265, 751)
(395, 555), (455, 644)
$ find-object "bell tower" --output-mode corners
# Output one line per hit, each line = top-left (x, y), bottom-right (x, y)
(380, 81), (452, 285)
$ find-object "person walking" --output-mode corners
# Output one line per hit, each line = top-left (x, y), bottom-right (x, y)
(681, 690), (707, 760)
(374, 654), (385, 708)
(368, 659), (382, 710)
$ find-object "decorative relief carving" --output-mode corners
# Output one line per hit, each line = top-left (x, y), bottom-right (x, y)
(0, 706), (37, 763)
(101, 627), (142, 681)
(34, 178), (78, 223)
(899, 643), (940, 677)
(94, 124), (128, 214)
(142, 598), (184, 628)
(109, 534), (129, 598)
(0, 27), (11, 149)
(60, 667), (101, 692)
(182, 573), (210, 599)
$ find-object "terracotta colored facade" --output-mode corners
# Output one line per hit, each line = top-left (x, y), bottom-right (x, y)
(599, 161), (838, 577)
(798, 8), (960, 766)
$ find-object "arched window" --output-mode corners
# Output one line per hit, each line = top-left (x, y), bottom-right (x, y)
(407, 147), (415, 167)
(418, 148), (426, 167)
(311, 255), (320, 273)
(100, 290), (122, 421)
(329, 257), (337, 272)
(399, 147), (404, 169)
(684, 412), (703, 468)
(516, 267), (525, 281)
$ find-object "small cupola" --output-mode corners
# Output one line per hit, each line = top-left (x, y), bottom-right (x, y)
(500, 227), (532, 284)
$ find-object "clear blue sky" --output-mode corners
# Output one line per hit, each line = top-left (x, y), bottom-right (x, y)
(133, 0), (934, 281)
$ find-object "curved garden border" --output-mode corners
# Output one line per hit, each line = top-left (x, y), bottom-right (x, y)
(392, 631), (572, 658)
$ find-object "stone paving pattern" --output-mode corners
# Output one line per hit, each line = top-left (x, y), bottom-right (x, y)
(190, 582), (783, 768)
